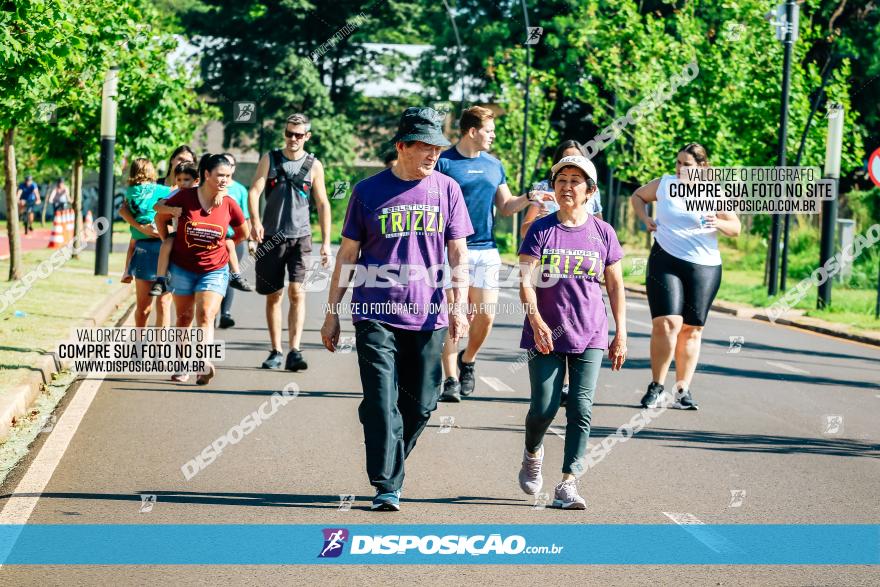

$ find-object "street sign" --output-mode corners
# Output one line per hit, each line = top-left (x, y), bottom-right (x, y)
(868, 147), (880, 188)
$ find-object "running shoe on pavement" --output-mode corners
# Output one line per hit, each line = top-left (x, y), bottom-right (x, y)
(640, 381), (664, 408)
(371, 489), (401, 511)
(261, 350), (283, 369)
(285, 349), (308, 371)
(552, 479), (586, 510)
(457, 350), (476, 396)
(218, 314), (235, 329)
(438, 377), (461, 403)
(673, 388), (699, 410)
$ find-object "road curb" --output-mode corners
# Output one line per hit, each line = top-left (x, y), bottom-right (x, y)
(0, 283), (135, 442)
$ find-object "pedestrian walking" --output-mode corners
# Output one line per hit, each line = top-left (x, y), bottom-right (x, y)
(517, 155), (627, 509)
(435, 106), (533, 402)
(118, 159), (173, 327)
(320, 106), (473, 511)
(154, 154), (249, 385)
(630, 143), (741, 410)
(248, 113), (332, 371)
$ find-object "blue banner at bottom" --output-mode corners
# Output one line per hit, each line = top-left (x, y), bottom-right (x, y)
(1, 524), (878, 565)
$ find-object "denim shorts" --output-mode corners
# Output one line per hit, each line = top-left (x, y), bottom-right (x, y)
(168, 263), (229, 296)
(130, 238), (162, 282)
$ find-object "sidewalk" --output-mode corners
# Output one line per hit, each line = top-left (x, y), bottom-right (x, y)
(0, 283), (132, 442)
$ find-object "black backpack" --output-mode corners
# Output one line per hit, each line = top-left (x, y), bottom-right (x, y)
(266, 150), (315, 198)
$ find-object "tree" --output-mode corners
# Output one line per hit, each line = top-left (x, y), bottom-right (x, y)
(0, 0), (77, 279)
(18, 0), (216, 253)
(177, 0), (430, 164)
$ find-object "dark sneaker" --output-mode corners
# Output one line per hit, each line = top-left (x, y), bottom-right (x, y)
(457, 350), (476, 396)
(218, 315), (235, 329)
(438, 377), (461, 403)
(149, 278), (167, 297)
(640, 382), (664, 408)
(560, 383), (569, 408)
(673, 389), (699, 410)
(552, 479), (586, 510)
(228, 273), (254, 292)
(196, 362), (215, 386)
(371, 489), (401, 511)
(285, 349), (308, 372)
(518, 446), (544, 495)
(261, 350), (283, 369)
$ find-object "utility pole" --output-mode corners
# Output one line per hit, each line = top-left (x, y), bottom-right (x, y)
(95, 67), (119, 276)
(767, 0), (799, 296)
(817, 104), (843, 309)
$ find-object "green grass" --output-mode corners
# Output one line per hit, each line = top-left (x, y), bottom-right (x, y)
(0, 241), (128, 389)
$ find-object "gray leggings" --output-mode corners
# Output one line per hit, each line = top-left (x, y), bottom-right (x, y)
(525, 348), (603, 475)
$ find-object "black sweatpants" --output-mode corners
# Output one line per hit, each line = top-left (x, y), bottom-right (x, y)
(354, 319), (447, 493)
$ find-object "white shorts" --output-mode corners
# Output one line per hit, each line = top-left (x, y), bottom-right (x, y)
(446, 247), (502, 290)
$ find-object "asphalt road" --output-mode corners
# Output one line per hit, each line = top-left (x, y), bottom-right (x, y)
(1, 258), (878, 585)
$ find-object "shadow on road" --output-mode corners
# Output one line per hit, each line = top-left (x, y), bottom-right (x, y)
(0, 491), (528, 510)
(700, 337), (880, 364)
(460, 423), (879, 459)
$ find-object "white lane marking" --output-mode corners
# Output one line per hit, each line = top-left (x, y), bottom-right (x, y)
(628, 301), (649, 310)
(662, 512), (744, 555)
(629, 319), (653, 328)
(663, 512), (704, 525)
(481, 376), (514, 393)
(765, 360), (810, 375)
(0, 374), (105, 567)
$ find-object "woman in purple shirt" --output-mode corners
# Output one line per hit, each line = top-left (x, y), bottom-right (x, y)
(517, 156), (628, 509)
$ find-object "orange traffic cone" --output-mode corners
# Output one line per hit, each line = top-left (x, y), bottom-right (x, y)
(64, 209), (74, 243)
(47, 211), (65, 248)
(84, 210), (95, 241)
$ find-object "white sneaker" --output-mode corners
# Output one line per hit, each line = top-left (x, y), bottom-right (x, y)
(552, 479), (586, 510)
(518, 446), (544, 495)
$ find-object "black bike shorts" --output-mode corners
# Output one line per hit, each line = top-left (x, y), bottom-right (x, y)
(645, 242), (722, 327)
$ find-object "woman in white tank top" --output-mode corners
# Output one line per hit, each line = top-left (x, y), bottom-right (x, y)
(630, 143), (741, 411)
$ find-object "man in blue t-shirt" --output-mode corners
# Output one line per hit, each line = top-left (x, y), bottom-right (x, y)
(434, 106), (537, 402)
(16, 175), (41, 234)
(218, 152), (254, 329)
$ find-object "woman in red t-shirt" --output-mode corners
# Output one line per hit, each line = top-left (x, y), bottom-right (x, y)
(155, 154), (249, 385)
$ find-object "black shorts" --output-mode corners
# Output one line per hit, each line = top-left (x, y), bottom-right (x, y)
(254, 235), (312, 294)
(646, 242), (722, 327)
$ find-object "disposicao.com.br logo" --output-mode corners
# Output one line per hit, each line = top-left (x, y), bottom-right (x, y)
(318, 528), (563, 558)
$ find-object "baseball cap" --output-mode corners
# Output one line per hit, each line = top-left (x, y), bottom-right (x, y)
(550, 156), (598, 183)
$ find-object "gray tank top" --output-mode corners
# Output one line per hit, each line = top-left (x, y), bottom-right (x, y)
(263, 150), (314, 239)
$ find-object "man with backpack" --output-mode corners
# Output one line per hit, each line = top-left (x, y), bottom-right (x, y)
(248, 113), (332, 371)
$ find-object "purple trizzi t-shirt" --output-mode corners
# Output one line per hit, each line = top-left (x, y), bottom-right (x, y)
(518, 213), (624, 353)
(342, 169), (474, 331)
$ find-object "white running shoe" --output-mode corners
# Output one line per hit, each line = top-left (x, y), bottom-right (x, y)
(518, 446), (544, 495)
(552, 479), (586, 510)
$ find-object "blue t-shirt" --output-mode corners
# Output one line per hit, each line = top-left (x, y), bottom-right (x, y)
(18, 182), (37, 203)
(435, 148), (507, 250)
(226, 180), (250, 237)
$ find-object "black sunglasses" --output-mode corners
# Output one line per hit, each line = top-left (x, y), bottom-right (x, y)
(285, 130), (307, 139)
